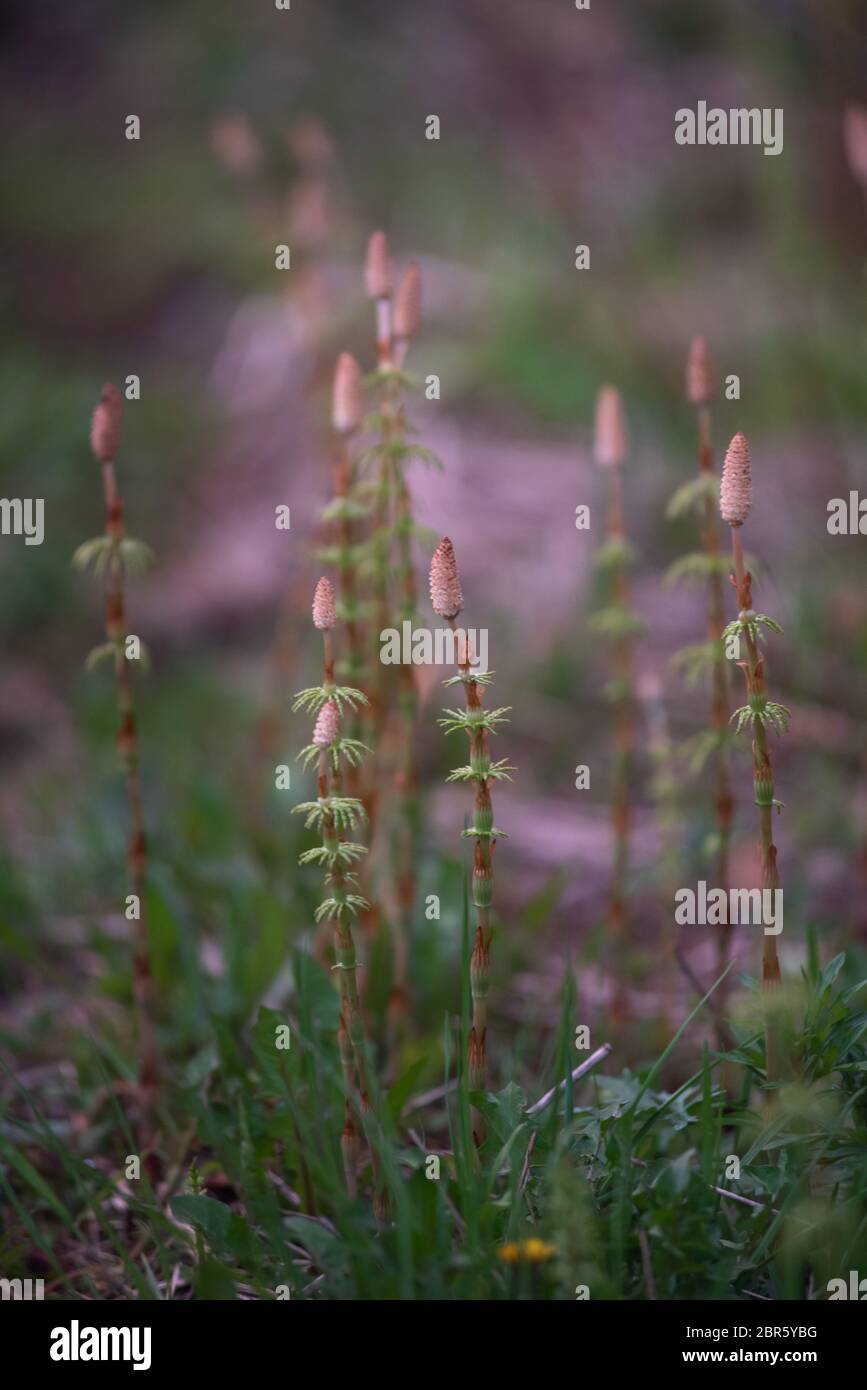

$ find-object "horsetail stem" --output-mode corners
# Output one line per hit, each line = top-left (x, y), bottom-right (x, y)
(365, 229), (393, 368)
(393, 261), (421, 369)
(361, 232), (395, 882)
(431, 537), (512, 1147)
(338, 1013), (359, 1199)
(330, 353), (366, 788)
(294, 578), (388, 1203)
(328, 349), (389, 963)
(687, 338), (734, 959)
(361, 236), (430, 1047)
(80, 383), (159, 1094)
(389, 263), (424, 1030)
(592, 386), (639, 968)
(720, 433), (786, 1086)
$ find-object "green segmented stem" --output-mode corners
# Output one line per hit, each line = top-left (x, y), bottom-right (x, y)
(295, 622), (387, 1211)
(730, 526), (783, 1089)
(318, 746), (375, 1195)
(447, 619), (502, 1148)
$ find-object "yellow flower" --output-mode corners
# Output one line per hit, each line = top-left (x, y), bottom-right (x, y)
(497, 1242), (521, 1264)
(521, 1238), (556, 1264)
(498, 1237), (556, 1266)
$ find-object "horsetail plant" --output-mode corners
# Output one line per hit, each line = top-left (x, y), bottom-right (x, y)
(366, 229), (393, 369)
(392, 261), (421, 369)
(720, 432), (788, 1086)
(360, 237), (437, 762)
(318, 350), (386, 958)
(361, 229), (394, 754)
(430, 537), (513, 1146)
(590, 387), (642, 984)
(292, 577), (384, 1199)
(324, 352), (368, 790)
(74, 383), (158, 1095)
(666, 338), (734, 966)
(382, 261), (425, 1030)
(360, 236), (438, 1043)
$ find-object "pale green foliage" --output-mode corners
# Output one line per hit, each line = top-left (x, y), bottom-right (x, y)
(297, 737), (371, 773)
(593, 537), (636, 573)
(671, 639), (720, 684)
(292, 796), (367, 833)
(603, 675), (635, 704)
(393, 514), (437, 548)
(683, 728), (734, 775)
(722, 613), (783, 646)
(84, 641), (118, 671)
(321, 496), (370, 524)
(665, 473), (719, 519)
(118, 537), (154, 576)
(85, 637), (150, 674)
(73, 536), (114, 573)
(442, 669), (496, 689)
(314, 893), (368, 923)
(357, 441), (442, 472)
(588, 605), (646, 640)
(294, 654), (372, 933)
(438, 706), (511, 736)
(363, 367), (416, 394)
(299, 841), (367, 869)
(291, 685), (368, 716)
(664, 552), (730, 587)
(731, 700), (791, 736)
(447, 758), (515, 783)
(73, 534), (153, 577)
(315, 543), (357, 569)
